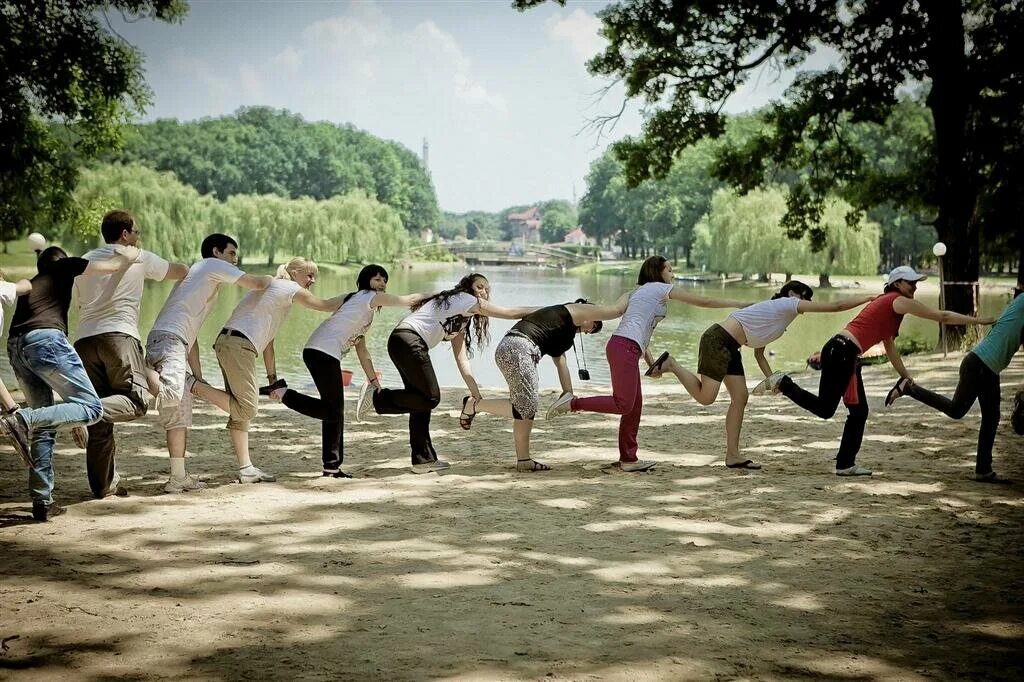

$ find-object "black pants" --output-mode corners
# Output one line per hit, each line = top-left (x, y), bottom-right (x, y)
(282, 349), (344, 471)
(905, 352), (1001, 474)
(372, 329), (440, 465)
(780, 334), (868, 469)
(74, 333), (149, 498)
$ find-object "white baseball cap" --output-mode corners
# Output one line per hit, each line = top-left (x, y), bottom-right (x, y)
(886, 266), (927, 285)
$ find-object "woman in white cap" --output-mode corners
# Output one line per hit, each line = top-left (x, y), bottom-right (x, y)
(768, 266), (994, 476)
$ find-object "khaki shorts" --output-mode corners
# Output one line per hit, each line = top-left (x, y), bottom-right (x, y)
(697, 324), (744, 382)
(214, 331), (260, 431)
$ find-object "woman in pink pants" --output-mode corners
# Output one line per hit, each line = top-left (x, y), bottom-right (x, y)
(548, 256), (748, 471)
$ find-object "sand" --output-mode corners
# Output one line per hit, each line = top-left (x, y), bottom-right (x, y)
(1, 351), (1022, 681)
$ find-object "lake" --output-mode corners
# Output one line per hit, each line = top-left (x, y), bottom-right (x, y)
(0, 264), (1015, 395)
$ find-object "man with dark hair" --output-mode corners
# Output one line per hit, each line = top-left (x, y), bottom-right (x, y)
(0, 245), (141, 521)
(73, 209), (189, 498)
(145, 233), (271, 492)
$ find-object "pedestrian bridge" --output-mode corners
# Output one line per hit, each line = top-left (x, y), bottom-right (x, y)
(408, 241), (598, 267)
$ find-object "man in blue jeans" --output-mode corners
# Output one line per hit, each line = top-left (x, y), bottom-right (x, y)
(0, 245), (140, 521)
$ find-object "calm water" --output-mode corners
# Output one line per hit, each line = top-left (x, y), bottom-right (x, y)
(0, 265), (1014, 394)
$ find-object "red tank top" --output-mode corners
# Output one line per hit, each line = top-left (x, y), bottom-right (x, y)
(844, 291), (905, 352)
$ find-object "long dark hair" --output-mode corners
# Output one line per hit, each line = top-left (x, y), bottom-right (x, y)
(637, 256), (669, 285)
(772, 280), (813, 301)
(343, 264), (389, 304)
(412, 273), (490, 354)
(37, 246), (69, 275)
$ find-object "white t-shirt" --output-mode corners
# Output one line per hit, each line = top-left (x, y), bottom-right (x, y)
(305, 289), (377, 360)
(224, 279), (303, 352)
(396, 291), (478, 349)
(728, 296), (801, 348)
(0, 281), (17, 330)
(151, 258), (244, 347)
(613, 282), (673, 350)
(74, 246), (170, 341)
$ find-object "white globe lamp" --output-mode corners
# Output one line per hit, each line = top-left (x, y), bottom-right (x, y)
(932, 242), (947, 257)
(27, 232), (46, 253)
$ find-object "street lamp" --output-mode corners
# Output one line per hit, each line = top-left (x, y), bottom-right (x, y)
(27, 232), (46, 255)
(933, 242), (947, 357)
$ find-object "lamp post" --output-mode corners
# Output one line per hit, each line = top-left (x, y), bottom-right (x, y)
(27, 232), (46, 256)
(933, 241), (947, 357)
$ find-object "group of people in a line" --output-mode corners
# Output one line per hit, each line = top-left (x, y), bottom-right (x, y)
(1, 210), (1021, 522)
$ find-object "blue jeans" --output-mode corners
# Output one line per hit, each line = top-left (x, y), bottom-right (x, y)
(7, 329), (103, 504)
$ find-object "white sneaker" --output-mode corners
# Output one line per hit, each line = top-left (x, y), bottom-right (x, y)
(410, 460), (451, 474)
(71, 425), (89, 449)
(355, 381), (375, 423)
(237, 467), (277, 483)
(163, 473), (207, 493)
(836, 464), (873, 476)
(546, 392), (574, 419)
(751, 371), (785, 396)
(620, 459), (657, 472)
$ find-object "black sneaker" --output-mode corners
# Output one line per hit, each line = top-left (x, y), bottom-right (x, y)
(0, 412), (32, 467)
(32, 502), (66, 522)
(322, 469), (353, 478)
(259, 378), (288, 396)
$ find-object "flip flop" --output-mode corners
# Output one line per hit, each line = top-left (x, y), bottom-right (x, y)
(884, 377), (910, 407)
(645, 351), (670, 377)
(726, 460), (762, 470)
(459, 396), (477, 430)
(974, 471), (1011, 484)
(516, 459), (551, 472)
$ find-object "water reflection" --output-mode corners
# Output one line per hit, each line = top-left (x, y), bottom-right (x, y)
(0, 265), (1013, 393)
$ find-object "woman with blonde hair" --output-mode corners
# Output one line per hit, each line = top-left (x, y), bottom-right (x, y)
(188, 257), (342, 483)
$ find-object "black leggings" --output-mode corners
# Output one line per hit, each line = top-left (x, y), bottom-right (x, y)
(281, 349), (345, 471)
(780, 334), (868, 469)
(372, 329), (440, 465)
(905, 351), (1001, 474)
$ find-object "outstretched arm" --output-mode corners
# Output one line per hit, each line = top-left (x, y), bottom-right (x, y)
(753, 346), (773, 378)
(797, 295), (876, 313)
(187, 342), (203, 381)
(552, 354), (573, 395)
(893, 296), (995, 326)
(669, 286), (748, 309)
(262, 341), (277, 384)
(83, 245), (141, 275)
(12, 279), (31, 296)
(451, 332), (482, 399)
(163, 263), (190, 281)
(472, 299), (539, 320)
(371, 291), (429, 308)
(237, 273), (273, 291)
(294, 288), (343, 313)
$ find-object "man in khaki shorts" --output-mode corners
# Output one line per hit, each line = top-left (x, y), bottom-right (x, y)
(74, 210), (188, 498)
(146, 233), (271, 493)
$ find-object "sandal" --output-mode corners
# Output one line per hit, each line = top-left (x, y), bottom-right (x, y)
(459, 396), (477, 430)
(644, 351), (670, 377)
(884, 377), (912, 407)
(516, 459), (551, 472)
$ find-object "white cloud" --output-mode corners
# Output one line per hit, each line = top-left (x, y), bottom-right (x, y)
(545, 8), (605, 64)
(239, 63), (265, 101)
(301, 2), (390, 49)
(272, 46), (304, 72)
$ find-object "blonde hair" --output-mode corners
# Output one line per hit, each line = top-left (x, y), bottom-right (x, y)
(276, 257), (319, 281)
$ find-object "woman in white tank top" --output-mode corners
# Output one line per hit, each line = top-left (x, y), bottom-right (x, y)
(269, 264), (427, 478)
(548, 256), (749, 472)
(648, 280), (873, 469)
(368, 273), (537, 474)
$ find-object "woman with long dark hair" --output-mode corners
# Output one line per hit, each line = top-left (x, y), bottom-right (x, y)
(649, 280), (874, 469)
(770, 266), (994, 476)
(460, 297), (627, 471)
(548, 256), (749, 472)
(270, 264), (425, 478)
(370, 273), (536, 474)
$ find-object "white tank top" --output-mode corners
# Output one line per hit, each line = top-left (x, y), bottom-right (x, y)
(304, 289), (377, 360)
(727, 296), (800, 348)
(612, 282), (672, 350)
(396, 291), (478, 349)
(224, 279), (303, 352)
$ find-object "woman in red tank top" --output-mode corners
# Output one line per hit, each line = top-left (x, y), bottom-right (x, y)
(768, 266), (992, 476)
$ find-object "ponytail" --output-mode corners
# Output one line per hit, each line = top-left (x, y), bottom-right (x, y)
(277, 257), (318, 282)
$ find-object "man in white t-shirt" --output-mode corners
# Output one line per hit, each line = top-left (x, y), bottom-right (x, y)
(146, 233), (272, 493)
(73, 210), (190, 499)
(0, 273), (32, 416)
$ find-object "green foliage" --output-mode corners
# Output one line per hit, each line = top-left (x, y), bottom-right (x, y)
(110, 107), (440, 234)
(439, 211), (502, 241)
(895, 333), (933, 357)
(693, 187), (879, 277)
(56, 163), (409, 264)
(0, 1), (187, 238)
(539, 204), (578, 243)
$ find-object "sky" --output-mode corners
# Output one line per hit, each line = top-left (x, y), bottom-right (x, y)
(111, 0), (836, 213)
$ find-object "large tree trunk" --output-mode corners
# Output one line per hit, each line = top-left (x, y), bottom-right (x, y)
(924, 1), (980, 343)
(818, 273), (831, 288)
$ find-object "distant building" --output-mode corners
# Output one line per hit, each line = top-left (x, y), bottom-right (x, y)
(507, 206), (542, 243)
(419, 227), (434, 243)
(563, 227), (595, 246)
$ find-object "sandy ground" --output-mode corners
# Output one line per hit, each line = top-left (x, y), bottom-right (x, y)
(1, 351), (1022, 681)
